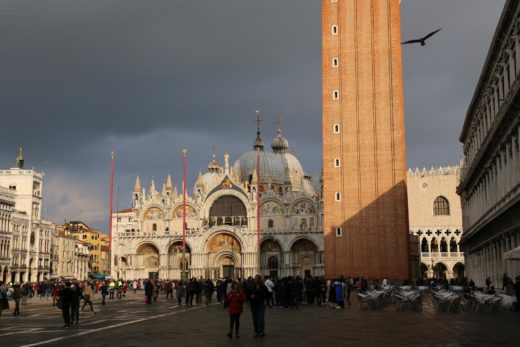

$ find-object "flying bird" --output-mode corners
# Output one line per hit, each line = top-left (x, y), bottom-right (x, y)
(402, 28), (441, 46)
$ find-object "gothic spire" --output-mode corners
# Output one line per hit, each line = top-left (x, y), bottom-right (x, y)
(166, 173), (173, 189)
(16, 146), (24, 169)
(134, 175), (141, 192)
(150, 177), (156, 195)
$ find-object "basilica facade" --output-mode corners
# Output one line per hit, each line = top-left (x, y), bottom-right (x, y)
(111, 129), (324, 280)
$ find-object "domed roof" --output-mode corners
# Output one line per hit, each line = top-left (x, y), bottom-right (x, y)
(271, 129), (289, 153)
(233, 150), (286, 185)
(193, 171), (220, 194)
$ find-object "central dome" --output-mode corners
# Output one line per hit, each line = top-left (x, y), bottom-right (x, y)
(233, 151), (285, 185)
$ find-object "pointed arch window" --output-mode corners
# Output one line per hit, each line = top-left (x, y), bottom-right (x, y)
(433, 196), (450, 216)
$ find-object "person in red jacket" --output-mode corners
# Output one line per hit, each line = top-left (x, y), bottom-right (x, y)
(226, 281), (245, 339)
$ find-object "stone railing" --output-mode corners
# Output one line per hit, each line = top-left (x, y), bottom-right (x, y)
(421, 252), (464, 258)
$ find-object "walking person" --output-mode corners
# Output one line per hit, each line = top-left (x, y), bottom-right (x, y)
(247, 275), (268, 338)
(264, 276), (275, 308)
(204, 279), (214, 305)
(51, 284), (59, 306)
(108, 280), (115, 299)
(70, 283), (82, 326)
(0, 281), (9, 316)
(12, 283), (22, 316)
(144, 279), (153, 305)
(100, 282), (108, 305)
(59, 282), (74, 328)
(226, 281), (246, 339)
(81, 281), (95, 314)
(176, 281), (185, 306)
(334, 279), (345, 309)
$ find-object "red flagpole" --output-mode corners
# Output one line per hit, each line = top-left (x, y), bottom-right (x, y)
(257, 149), (261, 249)
(182, 147), (187, 251)
(108, 150), (115, 275)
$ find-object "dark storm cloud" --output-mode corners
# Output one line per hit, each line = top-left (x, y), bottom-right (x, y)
(0, 0), (506, 229)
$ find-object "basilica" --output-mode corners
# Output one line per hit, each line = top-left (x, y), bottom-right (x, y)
(111, 128), (324, 280)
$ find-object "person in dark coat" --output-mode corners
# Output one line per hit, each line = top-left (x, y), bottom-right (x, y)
(246, 275), (269, 338)
(226, 281), (245, 339)
(514, 276), (520, 311)
(144, 279), (153, 305)
(12, 283), (22, 316)
(70, 283), (83, 325)
(59, 282), (74, 328)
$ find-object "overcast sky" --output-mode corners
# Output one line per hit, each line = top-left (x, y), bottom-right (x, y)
(0, 0), (505, 231)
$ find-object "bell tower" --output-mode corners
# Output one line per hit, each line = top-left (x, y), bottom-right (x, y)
(322, 0), (410, 280)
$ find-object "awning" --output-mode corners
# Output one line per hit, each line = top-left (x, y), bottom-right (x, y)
(503, 246), (520, 260)
(89, 273), (106, 279)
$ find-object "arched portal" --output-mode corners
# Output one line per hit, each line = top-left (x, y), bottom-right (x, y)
(433, 262), (448, 280)
(205, 233), (242, 279)
(168, 241), (192, 280)
(136, 243), (160, 279)
(260, 239), (282, 277)
(290, 238), (318, 278)
(453, 262), (465, 279)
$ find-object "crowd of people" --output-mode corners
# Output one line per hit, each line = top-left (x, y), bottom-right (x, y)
(1, 273), (520, 337)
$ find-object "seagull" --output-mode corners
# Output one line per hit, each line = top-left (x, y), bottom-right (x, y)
(402, 28), (441, 46)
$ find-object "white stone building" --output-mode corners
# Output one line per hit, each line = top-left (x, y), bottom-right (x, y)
(112, 129), (324, 280)
(458, 1), (520, 287)
(0, 186), (15, 282)
(0, 148), (53, 282)
(408, 166), (464, 280)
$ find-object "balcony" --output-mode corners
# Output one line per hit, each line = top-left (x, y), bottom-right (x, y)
(420, 252), (464, 259)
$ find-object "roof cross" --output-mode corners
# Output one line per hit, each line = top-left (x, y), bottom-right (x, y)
(255, 110), (263, 132)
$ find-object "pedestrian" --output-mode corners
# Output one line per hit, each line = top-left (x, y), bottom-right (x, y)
(122, 281), (128, 298)
(514, 276), (520, 312)
(59, 282), (74, 328)
(345, 277), (353, 306)
(334, 278), (345, 308)
(264, 276), (275, 308)
(144, 279), (153, 305)
(176, 280), (185, 306)
(246, 275), (268, 338)
(109, 280), (115, 299)
(133, 280), (138, 294)
(70, 282), (82, 326)
(186, 279), (195, 306)
(51, 284), (59, 306)
(205, 279), (214, 305)
(226, 281), (246, 339)
(21, 282), (29, 306)
(81, 281), (95, 314)
(153, 281), (159, 303)
(0, 281), (9, 317)
(100, 282), (108, 305)
(12, 282), (22, 316)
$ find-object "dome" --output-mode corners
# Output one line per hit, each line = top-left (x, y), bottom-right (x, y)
(193, 171), (220, 194)
(233, 150), (286, 185)
(271, 129), (289, 153)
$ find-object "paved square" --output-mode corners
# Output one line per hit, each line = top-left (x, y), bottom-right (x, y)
(1, 293), (519, 347)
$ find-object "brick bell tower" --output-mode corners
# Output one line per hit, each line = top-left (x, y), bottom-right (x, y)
(322, 0), (410, 280)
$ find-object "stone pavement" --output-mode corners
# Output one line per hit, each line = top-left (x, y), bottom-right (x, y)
(0, 292), (519, 347)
